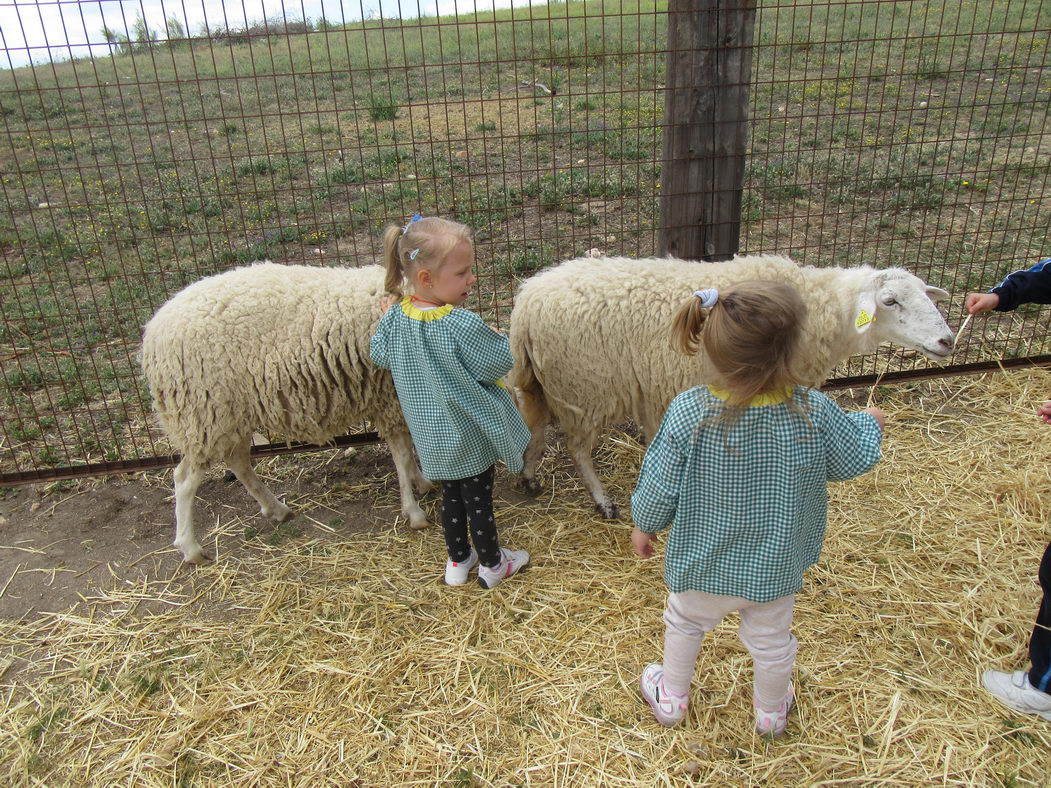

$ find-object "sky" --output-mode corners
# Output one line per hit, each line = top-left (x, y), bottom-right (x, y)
(0, 0), (542, 69)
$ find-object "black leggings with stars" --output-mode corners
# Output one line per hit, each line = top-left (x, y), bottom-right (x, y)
(441, 466), (501, 569)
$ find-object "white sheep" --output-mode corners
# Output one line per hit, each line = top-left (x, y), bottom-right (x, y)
(509, 254), (954, 517)
(140, 261), (432, 563)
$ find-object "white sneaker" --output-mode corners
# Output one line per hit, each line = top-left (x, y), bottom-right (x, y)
(755, 684), (795, 738)
(982, 670), (1051, 721)
(639, 663), (688, 726)
(444, 549), (479, 586)
(477, 547), (529, 589)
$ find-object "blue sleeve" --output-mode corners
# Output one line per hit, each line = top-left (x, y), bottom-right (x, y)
(451, 310), (515, 382)
(990, 258), (1051, 312)
(369, 312), (392, 369)
(812, 393), (883, 481)
(631, 402), (687, 533)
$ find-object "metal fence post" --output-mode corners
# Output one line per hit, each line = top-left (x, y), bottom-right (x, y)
(659, 0), (757, 262)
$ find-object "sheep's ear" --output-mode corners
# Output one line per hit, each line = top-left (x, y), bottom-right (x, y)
(925, 285), (950, 302)
(854, 291), (877, 334)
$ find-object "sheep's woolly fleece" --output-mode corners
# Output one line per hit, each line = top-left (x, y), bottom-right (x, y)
(140, 262), (405, 467)
(510, 254), (941, 439)
(1, 370), (1049, 786)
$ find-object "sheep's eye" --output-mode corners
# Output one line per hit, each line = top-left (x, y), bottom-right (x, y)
(882, 297), (898, 307)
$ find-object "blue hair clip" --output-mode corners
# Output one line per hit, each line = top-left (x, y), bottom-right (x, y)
(402, 213), (423, 234)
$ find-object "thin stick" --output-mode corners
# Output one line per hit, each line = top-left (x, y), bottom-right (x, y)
(954, 311), (973, 346)
(866, 370), (887, 408)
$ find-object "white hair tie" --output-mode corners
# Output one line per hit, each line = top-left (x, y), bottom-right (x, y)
(402, 213), (423, 235)
(693, 288), (719, 308)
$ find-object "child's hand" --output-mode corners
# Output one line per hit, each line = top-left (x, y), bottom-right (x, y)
(965, 292), (1000, 314)
(863, 406), (886, 430)
(1038, 401), (1051, 424)
(379, 295), (397, 313)
(631, 527), (657, 559)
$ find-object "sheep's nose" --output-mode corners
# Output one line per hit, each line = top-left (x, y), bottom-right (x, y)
(937, 335), (954, 351)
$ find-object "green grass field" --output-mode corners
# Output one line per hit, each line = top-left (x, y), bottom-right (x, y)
(0, 0), (1048, 475)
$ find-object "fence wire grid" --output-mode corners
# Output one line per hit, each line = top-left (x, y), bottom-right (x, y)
(0, 0), (1048, 483)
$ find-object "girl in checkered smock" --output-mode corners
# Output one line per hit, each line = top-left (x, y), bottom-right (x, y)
(370, 216), (531, 590)
(630, 281), (886, 736)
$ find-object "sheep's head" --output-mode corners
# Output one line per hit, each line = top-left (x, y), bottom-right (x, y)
(855, 269), (954, 361)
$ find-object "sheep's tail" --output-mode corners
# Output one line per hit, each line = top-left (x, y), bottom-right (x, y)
(509, 310), (555, 431)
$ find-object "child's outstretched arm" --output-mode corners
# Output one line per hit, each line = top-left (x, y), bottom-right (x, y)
(967, 258), (1051, 314)
(816, 394), (884, 482)
(965, 292), (1000, 314)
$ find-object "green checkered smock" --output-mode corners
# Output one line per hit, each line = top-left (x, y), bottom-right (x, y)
(370, 298), (530, 481)
(632, 385), (883, 602)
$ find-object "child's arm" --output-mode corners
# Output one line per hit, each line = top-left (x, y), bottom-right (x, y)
(1039, 401), (1051, 424)
(967, 258), (1051, 313)
(814, 393), (884, 481)
(630, 403), (687, 550)
(452, 312), (516, 381)
(369, 314), (392, 369)
(631, 527), (658, 559)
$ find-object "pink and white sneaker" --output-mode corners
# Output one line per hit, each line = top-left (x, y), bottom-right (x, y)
(444, 549), (479, 586)
(639, 663), (688, 726)
(754, 684), (795, 738)
(477, 547), (529, 589)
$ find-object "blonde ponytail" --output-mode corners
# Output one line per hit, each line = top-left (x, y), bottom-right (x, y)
(670, 296), (711, 356)
(382, 224), (405, 298)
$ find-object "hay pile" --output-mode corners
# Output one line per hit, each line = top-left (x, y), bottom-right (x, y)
(3, 370), (1051, 786)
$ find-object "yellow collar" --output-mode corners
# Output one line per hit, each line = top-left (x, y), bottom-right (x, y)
(707, 386), (793, 407)
(400, 296), (454, 322)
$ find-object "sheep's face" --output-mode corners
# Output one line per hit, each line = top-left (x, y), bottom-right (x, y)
(858, 270), (954, 361)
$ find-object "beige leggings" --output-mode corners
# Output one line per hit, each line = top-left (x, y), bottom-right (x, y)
(661, 590), (798, 712)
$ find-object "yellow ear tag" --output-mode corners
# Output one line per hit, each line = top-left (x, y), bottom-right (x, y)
(855, 310), (873, 328)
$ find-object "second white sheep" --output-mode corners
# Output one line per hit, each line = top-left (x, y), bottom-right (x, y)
(509, 254), (954, 517)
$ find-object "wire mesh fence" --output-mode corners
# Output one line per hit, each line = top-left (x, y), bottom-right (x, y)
(0, 0), (1048, 483)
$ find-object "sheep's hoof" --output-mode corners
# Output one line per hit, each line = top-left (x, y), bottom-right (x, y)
(595, 500), (620, 520)
(267, 504), (294, 523)
(405, 505), (430, 530)
(179, 545), (212, 564)
(513, 477), (544, 497)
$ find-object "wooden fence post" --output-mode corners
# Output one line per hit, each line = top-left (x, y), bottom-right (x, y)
(659, 0), (757, 262)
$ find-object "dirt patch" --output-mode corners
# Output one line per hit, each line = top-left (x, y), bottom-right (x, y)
(0, 444), (438, 622)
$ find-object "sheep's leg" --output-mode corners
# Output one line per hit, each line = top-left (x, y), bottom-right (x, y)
(408, 454), (434, 495)
(384, 430), (430, 530)
(226, 442), (292, 523)
(173, 458), (210, 564)
(514, 388), (550, 497)
(566, 432), (619, 520)
(516, 420), (548, 497)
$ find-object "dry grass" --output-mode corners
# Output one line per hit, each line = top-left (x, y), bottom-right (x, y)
(3, 369), (1051, 786)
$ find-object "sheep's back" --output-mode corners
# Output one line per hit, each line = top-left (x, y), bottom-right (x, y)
(142, 262), (397, 463)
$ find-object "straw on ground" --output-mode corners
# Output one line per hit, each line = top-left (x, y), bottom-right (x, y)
(2, 370), (1050, 786)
